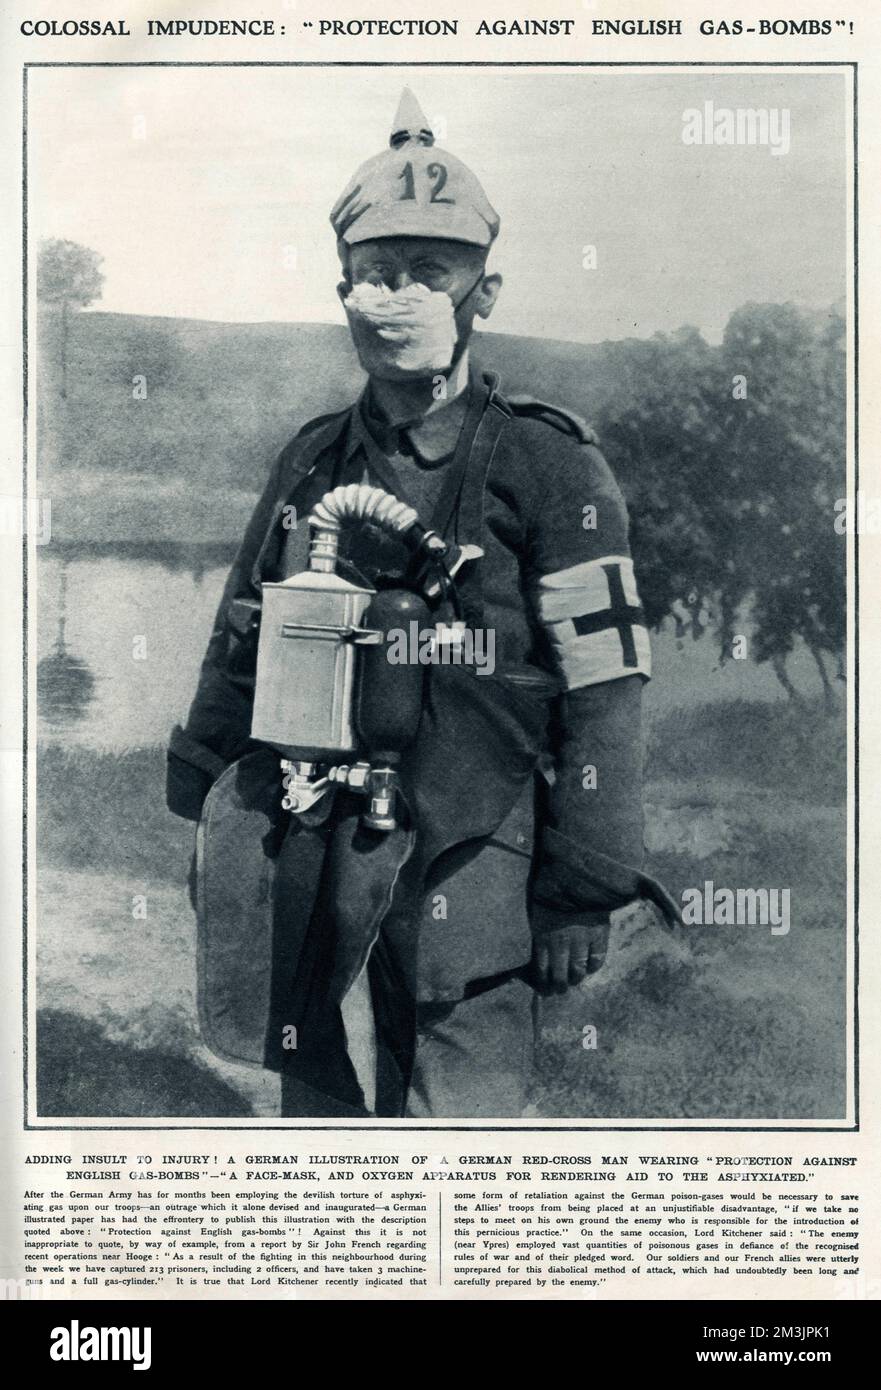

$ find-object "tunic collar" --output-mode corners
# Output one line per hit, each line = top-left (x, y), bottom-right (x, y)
(345, 352), (475, 471)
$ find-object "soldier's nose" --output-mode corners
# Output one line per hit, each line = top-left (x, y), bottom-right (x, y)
(392, 269), (415, 290)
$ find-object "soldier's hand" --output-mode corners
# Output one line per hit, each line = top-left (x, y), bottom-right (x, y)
(532, 919), (609, 994)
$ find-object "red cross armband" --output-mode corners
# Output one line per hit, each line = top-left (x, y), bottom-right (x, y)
(535, 554), (652, 690)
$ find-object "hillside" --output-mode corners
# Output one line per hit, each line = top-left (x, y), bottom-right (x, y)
(37, 309), (613, 542)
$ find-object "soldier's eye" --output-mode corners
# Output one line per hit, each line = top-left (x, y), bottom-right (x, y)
(412, 264), (447, 286)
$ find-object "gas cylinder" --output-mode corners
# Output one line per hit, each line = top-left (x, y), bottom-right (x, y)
(357, 587), (429, 758)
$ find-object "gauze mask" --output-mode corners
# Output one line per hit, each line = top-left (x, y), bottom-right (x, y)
(344, 280), (461, 381)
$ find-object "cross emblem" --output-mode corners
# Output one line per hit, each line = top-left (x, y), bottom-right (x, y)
(571, 563), (644, 667)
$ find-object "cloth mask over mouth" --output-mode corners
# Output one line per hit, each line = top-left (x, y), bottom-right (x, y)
(344, 281), (457, 380)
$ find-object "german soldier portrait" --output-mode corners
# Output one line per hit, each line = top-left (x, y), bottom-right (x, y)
(166, 89), (678, 1119)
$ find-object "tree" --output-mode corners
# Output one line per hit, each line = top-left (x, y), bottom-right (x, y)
(595, 304), (846, 709)
(716, 303), (846, 708)
(37, 239), (104, 399)
(595, 326), (730, 639)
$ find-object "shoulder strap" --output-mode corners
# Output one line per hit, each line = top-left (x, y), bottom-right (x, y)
(297, 404), (351, 437)
(428, 377), (500, 542)
(282, 408), (352, 483)
(450, 380), (511, 627)
(249, 407), (353, 589)
(505, 394), (599, 447)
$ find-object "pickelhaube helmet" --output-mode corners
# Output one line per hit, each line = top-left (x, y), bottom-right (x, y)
(331, 89), (500, 250)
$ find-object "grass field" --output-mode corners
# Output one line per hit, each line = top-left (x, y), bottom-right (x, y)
(35, 696), (847, 1119)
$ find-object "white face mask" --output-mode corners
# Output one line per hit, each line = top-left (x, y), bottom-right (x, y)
(344, 281), (457, 380)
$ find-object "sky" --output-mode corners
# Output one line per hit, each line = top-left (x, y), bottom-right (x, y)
(28, 66), (849, 344)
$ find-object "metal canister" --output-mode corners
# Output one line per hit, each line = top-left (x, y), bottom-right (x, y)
(250, 569), (377, 760)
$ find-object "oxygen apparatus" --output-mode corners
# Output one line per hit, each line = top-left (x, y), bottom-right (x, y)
(250, 483), (481, 832)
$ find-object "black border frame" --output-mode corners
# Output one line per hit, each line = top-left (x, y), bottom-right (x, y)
(21, 60), (860, 1133)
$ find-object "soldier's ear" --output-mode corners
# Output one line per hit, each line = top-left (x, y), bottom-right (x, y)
(474, 272), (502, 321)
(337, 276), (352, 305)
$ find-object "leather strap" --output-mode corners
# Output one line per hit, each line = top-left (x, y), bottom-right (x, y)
(438, 375), (511, 627)
(427, 373), (496, 542)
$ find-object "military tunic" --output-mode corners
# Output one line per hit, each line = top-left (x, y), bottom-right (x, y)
(167, 367), (675, 1115)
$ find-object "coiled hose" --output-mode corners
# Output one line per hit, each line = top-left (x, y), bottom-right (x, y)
(308, 483), (446, 574)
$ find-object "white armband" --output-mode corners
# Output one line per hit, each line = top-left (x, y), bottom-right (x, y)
(536, 555), (651, 690)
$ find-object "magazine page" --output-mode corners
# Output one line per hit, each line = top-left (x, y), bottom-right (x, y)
(0, 0), (878, 1357)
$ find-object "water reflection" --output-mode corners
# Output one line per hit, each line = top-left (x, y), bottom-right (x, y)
(37, 562), (97, 726)
(35, 540), (808, 752)
(36, 542), (235, 750)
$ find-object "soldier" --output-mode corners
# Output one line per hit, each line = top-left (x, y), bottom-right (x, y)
(166, 90), (677, 1119)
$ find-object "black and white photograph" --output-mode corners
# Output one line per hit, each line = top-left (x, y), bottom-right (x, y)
(27, 62), (852, 1125)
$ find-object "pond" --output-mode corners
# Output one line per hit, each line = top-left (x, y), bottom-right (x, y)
(35, 540), (815, 751)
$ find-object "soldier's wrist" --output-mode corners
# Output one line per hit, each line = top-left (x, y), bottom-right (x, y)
(530, 904), (610, 936)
